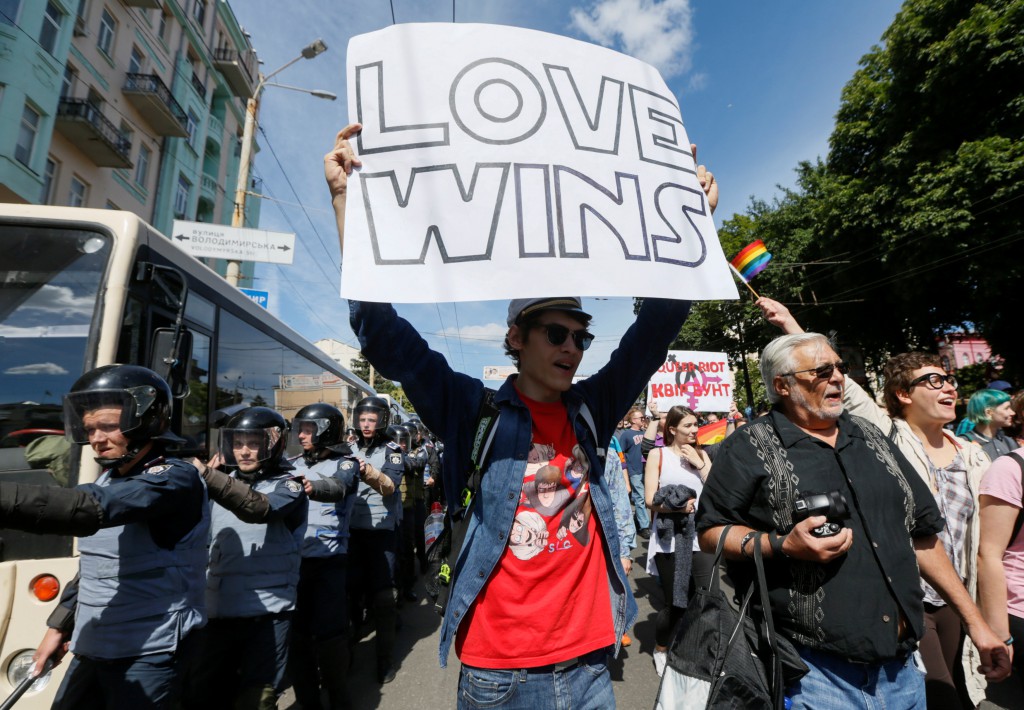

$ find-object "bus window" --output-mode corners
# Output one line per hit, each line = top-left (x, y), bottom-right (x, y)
(181, 331), (211, 456)
(0, 226), (111, 483)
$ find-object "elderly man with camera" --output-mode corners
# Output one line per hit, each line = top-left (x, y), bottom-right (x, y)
(695, 332), (1010, 709)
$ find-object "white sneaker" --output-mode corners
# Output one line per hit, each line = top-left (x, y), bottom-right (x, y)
(653, 650), (667, 677)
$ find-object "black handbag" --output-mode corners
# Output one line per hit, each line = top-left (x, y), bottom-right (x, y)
(654, 526), (807, 710)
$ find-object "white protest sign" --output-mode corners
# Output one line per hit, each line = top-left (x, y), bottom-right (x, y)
(647, 350), (734, 412)
(342, 23), (738, 304)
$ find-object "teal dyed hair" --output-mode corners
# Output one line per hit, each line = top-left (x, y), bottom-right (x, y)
(965, 388), (1011, 427)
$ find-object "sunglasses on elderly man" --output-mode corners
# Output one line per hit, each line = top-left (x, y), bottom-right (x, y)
(908, 372), (959, 390)
(780, 361), (850, 380)
(538, 323), (594, 351)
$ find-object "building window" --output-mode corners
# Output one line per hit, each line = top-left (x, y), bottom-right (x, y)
(105, 200), (120, 210)
(186, 109), (199, 149)
(42, 157), (58, 203)
(39, 2), (63, 55)
(192, 0), (205, 26)
(69, 175), (88, 207)
(97, 8), (115, 57)
(135, 143), (150, 187)
(0, 0), (20, 25)
(128, 45), (144, 75)
(15, 103), (40, 167)
(119, 120), (133, 152)
(158, 7), (169, 42)
(61, 64), (76, 98)
(174, 175), (191, 217)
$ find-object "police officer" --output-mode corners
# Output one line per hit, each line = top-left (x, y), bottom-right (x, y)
(287, 402), (361, 710)
(390, 423), (420, 603)
(348, 396), (405, 684)
(407, 419), (441, 563)
(0, 364), (208, 709)
(185, 406), (308, 709)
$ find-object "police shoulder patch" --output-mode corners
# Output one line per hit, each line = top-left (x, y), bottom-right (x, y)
(341, 461), (356, 471)
(145, 464), (171, 475)
(386, 441), (401, 450)
(285, 479), (303, 493)
(389, 454), (402, 465)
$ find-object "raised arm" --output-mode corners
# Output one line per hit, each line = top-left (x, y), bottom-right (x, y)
(324, 122), (363, 254)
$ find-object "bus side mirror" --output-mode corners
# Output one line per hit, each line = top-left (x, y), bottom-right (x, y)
(150, 328), (193, 399)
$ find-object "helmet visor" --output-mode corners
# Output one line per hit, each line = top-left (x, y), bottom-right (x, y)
(63, 388), (152, 444)
(221, 426), (283, 467)
(288, 417), (330, 449)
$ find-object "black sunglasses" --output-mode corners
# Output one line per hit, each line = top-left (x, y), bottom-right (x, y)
(908, 372), (959, 390)
(780, 361), (850, 380)
(538, 323), (594, 351)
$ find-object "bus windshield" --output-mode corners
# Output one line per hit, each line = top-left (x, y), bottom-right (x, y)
(0, 225), (112, 477)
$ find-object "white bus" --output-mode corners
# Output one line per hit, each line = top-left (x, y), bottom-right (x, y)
(0, 205), (373, 706)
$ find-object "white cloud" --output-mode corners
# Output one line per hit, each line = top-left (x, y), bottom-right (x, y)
(569, 0), (696, 78)
(21, 284), (95, 318)
(686, 71), (708, 93)
(4, 362), (69, 375)
(441, 322), (507, 347)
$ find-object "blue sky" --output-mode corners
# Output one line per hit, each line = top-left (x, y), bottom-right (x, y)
(233, 0), (903, 382)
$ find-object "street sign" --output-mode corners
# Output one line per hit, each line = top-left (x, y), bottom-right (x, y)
(483, 365), (517, 381)
(239, 288), (269, 309)
(172, 220), (296, 264)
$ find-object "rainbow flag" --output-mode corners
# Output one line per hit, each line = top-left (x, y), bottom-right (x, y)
(697, 419), (728, 446)
(730, 240), (772, 281)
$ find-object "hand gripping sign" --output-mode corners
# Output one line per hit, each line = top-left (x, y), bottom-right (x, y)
(342, 23), (738, 304)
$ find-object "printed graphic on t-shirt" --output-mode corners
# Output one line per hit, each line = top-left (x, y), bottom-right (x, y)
(512, 441), (592, 561)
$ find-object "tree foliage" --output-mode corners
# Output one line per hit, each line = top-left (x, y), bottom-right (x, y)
(688, 0), (1024, 381)
(350, 353), (416, 414)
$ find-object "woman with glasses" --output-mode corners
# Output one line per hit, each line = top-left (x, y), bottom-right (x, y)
(756, 296), (993, 710)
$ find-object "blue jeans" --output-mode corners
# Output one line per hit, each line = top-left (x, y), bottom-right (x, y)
(788, 646), (926, 710)
(628, 471), (650, 531)
(457, 648), (614, 709)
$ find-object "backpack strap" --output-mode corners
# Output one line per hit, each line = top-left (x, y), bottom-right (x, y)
(1008, 451), (1024, 546)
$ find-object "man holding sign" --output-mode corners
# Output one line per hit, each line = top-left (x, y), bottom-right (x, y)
(327, 125), (716, 706)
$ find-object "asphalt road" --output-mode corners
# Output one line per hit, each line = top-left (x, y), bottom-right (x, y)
(279, 537), (1024, 710)
(281, 537), (666, 710)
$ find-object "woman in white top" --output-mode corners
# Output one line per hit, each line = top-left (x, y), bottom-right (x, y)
(644, 405), (713, 676)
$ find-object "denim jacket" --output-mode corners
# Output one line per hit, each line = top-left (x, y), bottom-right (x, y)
(350, 297), (690, 667)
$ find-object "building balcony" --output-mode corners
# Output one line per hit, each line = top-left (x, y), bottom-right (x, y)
(200, 173), (218, 203)
(122, 0), (160, 7)
(206, 113), (224, 150)
(212, 47), (257, 99)
(123, 73), (188, 137)
(55, 100), (133, 169)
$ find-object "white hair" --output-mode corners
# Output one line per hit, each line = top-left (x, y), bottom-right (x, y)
(760, 333), (832, 404)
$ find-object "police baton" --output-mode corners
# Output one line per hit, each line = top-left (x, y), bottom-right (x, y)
(0, 659), (54, 710)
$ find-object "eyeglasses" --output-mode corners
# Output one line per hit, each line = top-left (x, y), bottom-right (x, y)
(780, 361), (850, 380)
(908, 372), (958, 390)
(538, 323), (594, 351)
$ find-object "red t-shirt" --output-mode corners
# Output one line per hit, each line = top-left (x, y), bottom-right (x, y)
(455, 389), (615, 667)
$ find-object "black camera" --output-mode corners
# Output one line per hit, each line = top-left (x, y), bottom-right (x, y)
(792, 491), (851, 538)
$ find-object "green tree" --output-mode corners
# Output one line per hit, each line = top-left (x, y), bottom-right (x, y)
(350, 354), (416, 414)
(801, 0), (1024, 376)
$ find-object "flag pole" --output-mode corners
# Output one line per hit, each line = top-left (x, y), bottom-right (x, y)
(728, 263), (761, 299)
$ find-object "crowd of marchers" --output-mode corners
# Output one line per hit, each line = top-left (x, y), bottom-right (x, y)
(2, 123), (1023, 710)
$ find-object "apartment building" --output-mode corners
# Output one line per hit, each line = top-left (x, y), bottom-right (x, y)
(0, 0), (260, 285)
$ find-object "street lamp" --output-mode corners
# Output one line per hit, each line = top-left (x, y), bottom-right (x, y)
(227, 39), (333, 287)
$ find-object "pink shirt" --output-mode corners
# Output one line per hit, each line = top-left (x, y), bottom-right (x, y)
(980, 454), (1024, 617)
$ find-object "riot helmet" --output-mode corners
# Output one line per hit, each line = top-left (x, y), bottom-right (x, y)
(220, 407), (287, 472)
(354, 396), (390, 442)
(290, 402), (345, 451)
(63, 364), (178, 467)
(406, 418), (427, 446)
(386, 424), (413, 452)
